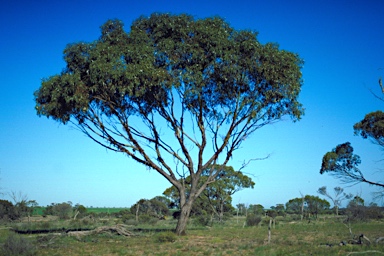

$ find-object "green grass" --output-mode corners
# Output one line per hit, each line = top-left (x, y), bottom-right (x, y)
(1, 216), (383, 255)
(30, 207), (129, 216)
(86, 207), (129, 214)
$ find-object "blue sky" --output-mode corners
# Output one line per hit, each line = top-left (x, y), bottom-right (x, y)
(1, 0), (383, 208)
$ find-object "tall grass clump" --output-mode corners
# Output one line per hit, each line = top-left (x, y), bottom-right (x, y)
(1, 233), (36, 256)
(246, 214), (262, 226)
(154, 231), (177, 243)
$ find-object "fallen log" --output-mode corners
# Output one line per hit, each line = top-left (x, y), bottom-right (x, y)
(67, 224), (134, 238)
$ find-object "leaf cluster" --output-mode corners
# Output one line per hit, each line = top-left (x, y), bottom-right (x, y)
(354, 110), (384, 146)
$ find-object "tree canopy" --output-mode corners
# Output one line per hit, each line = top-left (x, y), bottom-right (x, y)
(354, 111), (384, 147)
(34, 13), (304, 235)
(285, 195), (330, 218)
(320, 141), (384, 190)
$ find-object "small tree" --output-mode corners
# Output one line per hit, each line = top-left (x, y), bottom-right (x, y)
(317, 186), (352, 215)
(34, 14), (304, 235)
(286, 195), (330, 219)
(0, 200), (18, 221)
(73, 204), (87, 220)
(248, 204), (265, 215)
(236, 203), (247, 216)
(130, 197), (169, 219)
(52, 203), (72, 219)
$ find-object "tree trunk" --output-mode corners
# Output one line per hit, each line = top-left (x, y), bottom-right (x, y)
(135, 204), (139, 222)
(175, 201), (193, 236)
(268, 218), (272, 244)
(219, 201), (224, 222)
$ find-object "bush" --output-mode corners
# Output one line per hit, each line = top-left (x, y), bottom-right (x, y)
(121, 212), (136, 223)
(1, 233), (36, 256)
(0, 200), (19, 221)
(124, 218), (139, 226)
(194, 215), (210, 226)
(155, 231), (177, 243)
(347, 205), (384, 221)
(246, 214), (262, 227)
(139, 214), (158, 225)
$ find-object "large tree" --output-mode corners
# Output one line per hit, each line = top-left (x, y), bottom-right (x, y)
(34, 14), (304, 235)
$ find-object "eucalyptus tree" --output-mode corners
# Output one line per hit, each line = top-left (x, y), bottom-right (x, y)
(320, 81), (384, 199)
(317, 186), (352, 215)
(320, 142), (384, 189)
(286, 195), (330, 219)
(34, 14), (304, 235)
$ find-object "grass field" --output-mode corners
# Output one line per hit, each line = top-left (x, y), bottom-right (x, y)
(31, 207), (129, 216)
(1, 216), (383, 255)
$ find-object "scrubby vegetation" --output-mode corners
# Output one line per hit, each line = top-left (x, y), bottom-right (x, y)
(0, 212), (383, 255)
(0, 192), (383, 255)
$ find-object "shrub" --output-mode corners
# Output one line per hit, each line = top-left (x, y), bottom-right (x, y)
(121, 212), (136, 223)
(155, 231), (177, 243)
(139, 214), (158, 225)
(40, 221), (51, 230)
(194, 215), (211, 226)
(246, 214), (262, 227)
(1, 233), (36, 256)
(0, 200), (19, 221)
(124, 218), (139, 226)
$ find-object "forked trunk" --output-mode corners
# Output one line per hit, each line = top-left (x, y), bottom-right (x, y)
(175, 201), (193, 236)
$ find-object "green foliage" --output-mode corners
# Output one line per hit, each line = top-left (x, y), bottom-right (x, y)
(34, 13), (304, 235)
(348, 196), (365, 207)
(120, 211), (138, 225)
(55, 203), (72, 219)
(155, 231), (177, 243)
(320, 142), (365, 185)
(194, 214), (211, 226)
(139, 214), (158, 224)
(130, 197), (170, 218)
(164, 165), (253, 219)
(285, 195), (330, 217)
(320, 112), (384, 190)
(1, 233), (36, 256)
(74, 204), (87, 217)
(354, 110), (384, 145)
(245, 213), (262, 226)
(0, 200), (19, 221)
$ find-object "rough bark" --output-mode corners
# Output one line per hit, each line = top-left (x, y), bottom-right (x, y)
(175, 202), (193, 236)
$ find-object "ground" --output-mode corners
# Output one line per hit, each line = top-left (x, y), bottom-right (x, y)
(1, 215), (384, 255)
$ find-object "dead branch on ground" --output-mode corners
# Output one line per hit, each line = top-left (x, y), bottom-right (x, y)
(67, 224), (134, 238)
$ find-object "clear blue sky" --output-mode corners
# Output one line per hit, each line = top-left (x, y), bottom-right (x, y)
(1, 0), (383, 208)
